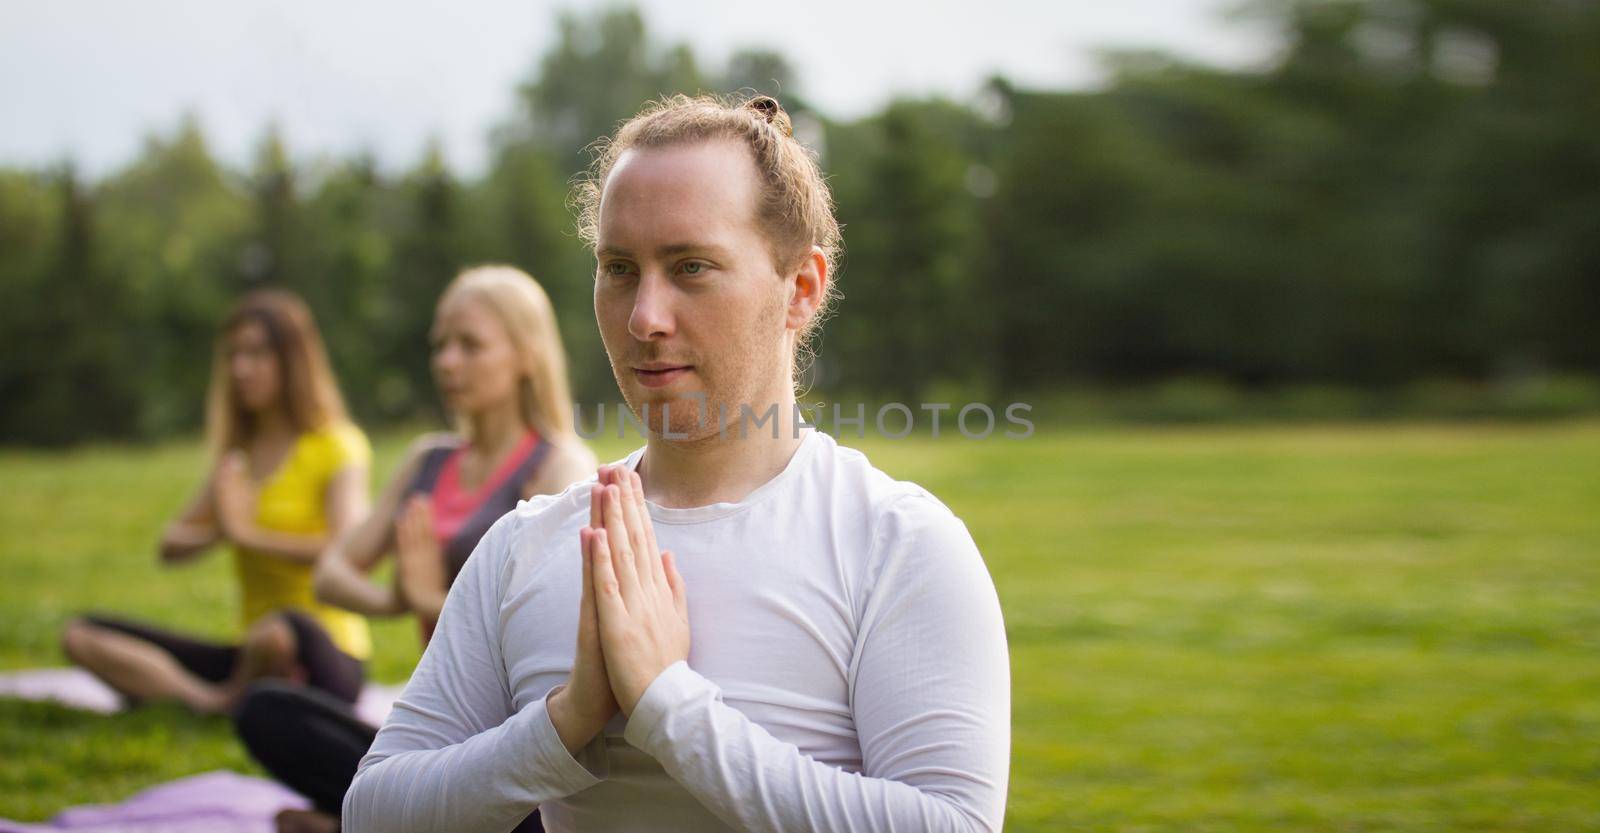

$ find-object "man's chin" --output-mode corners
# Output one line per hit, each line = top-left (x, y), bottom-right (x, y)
(621, 389), (709, 434)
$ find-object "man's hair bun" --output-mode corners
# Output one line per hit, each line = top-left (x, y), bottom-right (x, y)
(743, 95), (793, 138)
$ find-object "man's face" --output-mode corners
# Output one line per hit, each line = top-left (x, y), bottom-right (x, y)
(594, 139), (792, 440)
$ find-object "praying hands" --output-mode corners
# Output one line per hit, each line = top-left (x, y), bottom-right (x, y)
(547, 464), (691, 754)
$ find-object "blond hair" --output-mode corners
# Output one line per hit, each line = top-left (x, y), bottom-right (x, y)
(438, 265), (577, 440)
(574, 93), (842, 375)
(205, 289), (349, 454)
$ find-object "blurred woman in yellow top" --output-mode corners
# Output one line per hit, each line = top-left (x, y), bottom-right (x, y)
(61, 289), (372, 714)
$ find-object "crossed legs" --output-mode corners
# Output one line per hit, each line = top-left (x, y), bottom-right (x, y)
(61, 613), (301, 715)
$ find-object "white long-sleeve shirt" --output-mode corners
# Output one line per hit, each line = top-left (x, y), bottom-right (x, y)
(344, 427), (1011, 832)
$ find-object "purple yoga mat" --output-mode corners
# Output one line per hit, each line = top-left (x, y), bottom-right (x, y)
(0, 668), (408, 831)
(0, 770), (309, 832)
(0, 667), (404, 725)
(0, 668), (122, 714)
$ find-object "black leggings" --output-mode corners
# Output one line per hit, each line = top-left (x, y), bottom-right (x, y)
(82, 610), (366, 703)
(233, 681), (544, 830)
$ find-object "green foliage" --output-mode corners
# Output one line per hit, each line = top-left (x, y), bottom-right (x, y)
(514, 8), (705, 171)
(2, 1), (1598, 445)
(826, 99), (992, 398)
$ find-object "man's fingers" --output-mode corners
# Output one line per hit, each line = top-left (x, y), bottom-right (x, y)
(662, 550), (688, 620)
(590, 527), (627, 618)
(601, 488), (641, 599)
(589, 483), (603, 530)
(578, 527), (595, 616)
(630, 470), (661, 575)
(616, 468), (644, 554)
(616, 471), (656, 592)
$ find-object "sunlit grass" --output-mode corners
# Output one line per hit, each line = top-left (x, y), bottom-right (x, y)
(2, 422), (1597, 829)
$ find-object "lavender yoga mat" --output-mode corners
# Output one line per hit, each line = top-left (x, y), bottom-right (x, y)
(0, 667), (404, 725)
(0, 669), (408, 828)
(0, 770), (309, 833)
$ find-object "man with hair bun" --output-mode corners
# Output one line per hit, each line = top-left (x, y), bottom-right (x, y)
(344, 94), (1011, 833)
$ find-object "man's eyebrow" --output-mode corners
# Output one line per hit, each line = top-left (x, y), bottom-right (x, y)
(658, 242), (729, 258)
(597, 242), (732, 259)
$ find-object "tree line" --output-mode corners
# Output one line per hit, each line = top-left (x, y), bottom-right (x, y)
(2, 0), (1596, 444)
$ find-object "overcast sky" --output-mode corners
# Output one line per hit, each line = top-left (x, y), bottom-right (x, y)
(0, 0), (1277, 178)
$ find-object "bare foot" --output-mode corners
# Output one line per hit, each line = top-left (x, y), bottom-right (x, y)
(276, 808), (340, 833)
(185, 686), (236, 717)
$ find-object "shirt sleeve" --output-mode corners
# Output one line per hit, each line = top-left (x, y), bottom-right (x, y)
(326, 422), (373, 471)
(342, 514), (609, 833)
(621, 491), (1012, 832)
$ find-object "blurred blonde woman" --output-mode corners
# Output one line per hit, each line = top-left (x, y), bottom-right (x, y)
(61, 289), (373, 715)
(235, 265), (594, 833)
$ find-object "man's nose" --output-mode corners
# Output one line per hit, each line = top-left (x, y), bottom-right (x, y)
(628, 271), (676, 342)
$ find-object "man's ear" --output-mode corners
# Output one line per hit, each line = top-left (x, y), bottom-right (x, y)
(784, 246), (828, 332)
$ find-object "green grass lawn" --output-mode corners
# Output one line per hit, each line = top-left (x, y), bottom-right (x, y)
(2, 423), (1598, 830)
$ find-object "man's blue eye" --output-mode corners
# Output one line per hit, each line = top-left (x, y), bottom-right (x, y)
(681, 262), (704, 275)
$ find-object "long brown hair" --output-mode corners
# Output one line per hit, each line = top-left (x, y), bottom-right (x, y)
(438, 265), (577, 442)
(205, 289), (349, 453)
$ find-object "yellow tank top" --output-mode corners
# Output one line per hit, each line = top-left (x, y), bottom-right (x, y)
(233, 421), (373, 660)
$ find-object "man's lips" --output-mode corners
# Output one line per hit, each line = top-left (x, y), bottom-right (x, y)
(633, 365), (693, 388)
